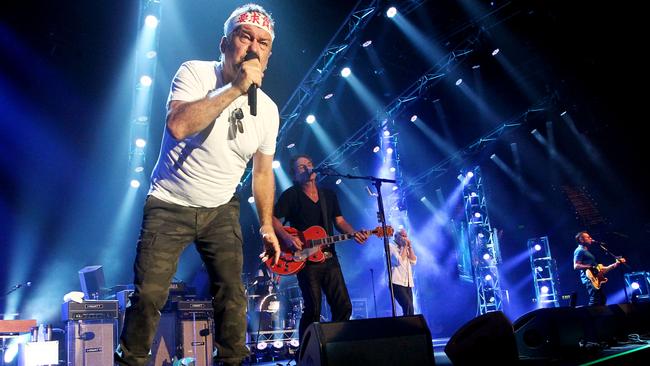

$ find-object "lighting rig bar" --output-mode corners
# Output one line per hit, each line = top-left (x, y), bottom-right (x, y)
(315, 48), (472, 172)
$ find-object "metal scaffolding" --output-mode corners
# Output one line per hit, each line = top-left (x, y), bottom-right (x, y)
(239, 0), (379, 188)
(463, 167), (504, 314)
(527, 236), (561, 308)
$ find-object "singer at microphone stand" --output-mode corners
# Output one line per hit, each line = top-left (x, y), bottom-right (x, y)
(573, 231), (621, 306)
(115, 5), (280, 366)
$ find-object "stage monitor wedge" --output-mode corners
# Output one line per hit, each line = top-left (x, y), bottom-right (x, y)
(299, 315), (434, 366)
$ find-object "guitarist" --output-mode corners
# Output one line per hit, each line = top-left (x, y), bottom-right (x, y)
(272, 154), (369, 344)
(573, 231), (621, 306)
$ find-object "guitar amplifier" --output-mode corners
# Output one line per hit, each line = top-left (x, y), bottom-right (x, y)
(175, 300), (213, 319)
(66, 320), (115, 366)
(62, 300), (119, 321)
(147, 302), (214, 366)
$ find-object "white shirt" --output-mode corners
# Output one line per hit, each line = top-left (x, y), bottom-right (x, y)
(149, 60), (279, 207)
(390, 242), (417, 287)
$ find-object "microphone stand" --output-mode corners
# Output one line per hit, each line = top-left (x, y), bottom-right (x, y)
(370, 269), (378, 318)
(318, 168), (398, 317)
(0, 282), (29, 300)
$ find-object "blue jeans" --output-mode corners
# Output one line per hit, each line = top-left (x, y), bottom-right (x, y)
(586, 282), (607, 306)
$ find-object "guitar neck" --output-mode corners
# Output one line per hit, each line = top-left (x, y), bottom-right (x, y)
(309, 232), (356, 247)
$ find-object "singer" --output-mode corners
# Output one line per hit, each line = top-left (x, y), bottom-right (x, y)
(573, 231), (621, 306)
(390, 228), (417, 315)
(115, 4), (280, 366)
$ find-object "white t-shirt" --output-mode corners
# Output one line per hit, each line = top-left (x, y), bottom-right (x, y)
(149, 60), (279, 207)
(390, 243), (417, 287)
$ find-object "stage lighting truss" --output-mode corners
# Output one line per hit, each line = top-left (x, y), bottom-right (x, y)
(129, 0), (162, 183)
(625, 272), (650, 303)
(463, 167), (504, 315)
(527, 236), (561, 308)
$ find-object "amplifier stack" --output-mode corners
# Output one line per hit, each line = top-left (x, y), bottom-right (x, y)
(148, 300), (214, 366)
(61, 300), (118, 366)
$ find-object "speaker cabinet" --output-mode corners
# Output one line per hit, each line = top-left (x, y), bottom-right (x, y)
(148, 312), (176, 366)
(178, 319), (214, 366)
(298, 315), (434, 366)
(444, 311), (517, 365)
(513, 302), (650, 361)
(66, 320), (115, 366)
(147, 314), (214, 366)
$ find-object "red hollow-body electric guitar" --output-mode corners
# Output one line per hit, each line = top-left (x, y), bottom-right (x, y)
(266, 225), (393, 275)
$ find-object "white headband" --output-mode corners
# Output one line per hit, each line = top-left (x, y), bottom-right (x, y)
(225, 10), (275, 41)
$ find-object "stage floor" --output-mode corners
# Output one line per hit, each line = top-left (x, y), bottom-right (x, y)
(247, 338), (650, 365)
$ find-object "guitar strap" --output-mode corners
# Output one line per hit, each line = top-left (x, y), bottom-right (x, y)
(318, 188), (333, 240)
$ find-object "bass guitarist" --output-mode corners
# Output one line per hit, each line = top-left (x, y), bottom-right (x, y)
(272, 154), (368, 343)
(573, 231), (624, 306)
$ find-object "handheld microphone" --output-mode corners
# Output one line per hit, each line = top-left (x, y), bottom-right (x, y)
(244, 51), (259, 116)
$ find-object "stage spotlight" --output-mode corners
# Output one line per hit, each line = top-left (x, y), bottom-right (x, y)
(323, 93), (334, 99)
(491, 48), (500, 56)
(256, 342), (268, 351)
(286, 143), (295, 148)
(455, 78), (463, 86)
(478, 232), (485, 238)
(134, 166), (144, 173)
(541, 285), (550, 294)
(130, 180), (140, 188)
(484, 274), (492, 281)
(248, 196), (255, 204)
(372, 146), (380, 153)
(340, 67), (351, 78)
(534, 244), (542, 251)
(389, 167), (396, 172)
(305, 114), (316, 124)
(466, 171), (474, 178)
(470, 192), (478, 197)
(335, 179), (342, 185)
(362, 40), (373, 47)
(631, 282), (640, 290)
(386, 6), (397, 18)
(145, 50), (157, 59)
(135, 138), (146, 148)
(420, 196), (427, 202)
(473, 212), (481, 218)
(289, 339), (299, 348)
(483, 253), (491, 261)
(386, 147), (393, 154)
(3, 339), (20, 364)
(272, 160), (280, 169)
(410, 115), (418, 122)
(140, 75), (152, 87)
(145, 15), (159, 28)
(272, 340), (284, 350)
(392, 186), (398, 191)
(383, 130), (390, 137)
